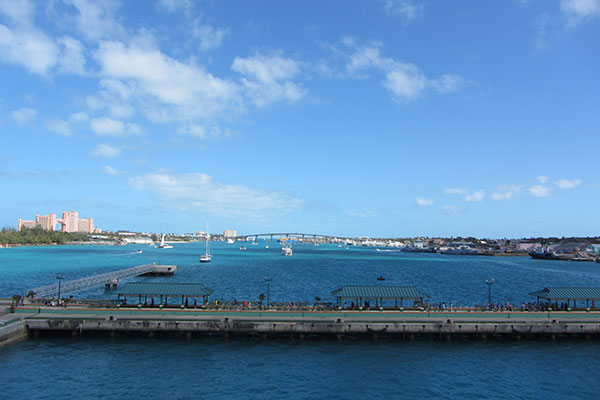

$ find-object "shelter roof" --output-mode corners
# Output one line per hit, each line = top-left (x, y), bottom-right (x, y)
(331, 285), (429, 299)
(117, 282), (214, 297)
(529, 287), (600, 300)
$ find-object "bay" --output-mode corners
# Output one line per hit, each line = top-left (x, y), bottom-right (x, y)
(1, 242), (600, 399)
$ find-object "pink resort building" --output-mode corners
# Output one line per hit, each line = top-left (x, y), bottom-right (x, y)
(17, 210), (96, 233)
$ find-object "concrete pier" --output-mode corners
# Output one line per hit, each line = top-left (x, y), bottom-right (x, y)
(0, 302), (28, 347)
(11, 305), (600, 341)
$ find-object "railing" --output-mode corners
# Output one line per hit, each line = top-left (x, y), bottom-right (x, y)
(27, 264), (156, 298)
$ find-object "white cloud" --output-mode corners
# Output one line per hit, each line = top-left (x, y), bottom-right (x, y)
(178, 124), (236, 140)
(444, 187), (468, 195)
(64, 0), (125, 41)
(0, 6), (86, 77)
(156, 0), (192, 13)
(415, 197), (434, 206)
(0, 24), (59, 76)
(90, 117), (143, 136)
(555, 178), (582, 189)
(382, 0), (423, 23)
(46, 117), (73, 136)
(93, 40), (241, 121)
(532, 13), (550, 55)
(529, 184), (551, 197)
(193, 23), (229, 50)
(100, 165), (123, 176)
(491, 184), (522, 201)
(383, 64), (428, 99)
(561, 0), (600, 24)
(344, 42), (466, 100)
(128, 172), (304, 218)
(10, 107), (37, 125)
(46, 112), (88, 136)
(57, 36), (86, 75)
(465, 190), (485, 202)
(232, 53), (306, 107)
(0, 0), (34, 26)
(491, 192), (514, 201)
(431, 74), (467, 94)
(91, 143), (122, 158)
(536, 175), (550, 183)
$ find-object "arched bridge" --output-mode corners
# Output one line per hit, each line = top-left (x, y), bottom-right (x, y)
(233, 233), (352, 241)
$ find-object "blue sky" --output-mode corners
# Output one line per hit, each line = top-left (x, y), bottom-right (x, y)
(0, 0), (599, 238)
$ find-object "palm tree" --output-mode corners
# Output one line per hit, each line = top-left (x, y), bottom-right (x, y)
(313, 296), (321, 311)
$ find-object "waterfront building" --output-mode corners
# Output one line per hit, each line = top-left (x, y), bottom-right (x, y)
(223, 230), (237, 238)
(17, 210), (96, 233)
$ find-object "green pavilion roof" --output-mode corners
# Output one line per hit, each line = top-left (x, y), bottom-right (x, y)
(117, 282), (214, 297)
(331, 285), (429, 300)
(529, 287), (600, 301)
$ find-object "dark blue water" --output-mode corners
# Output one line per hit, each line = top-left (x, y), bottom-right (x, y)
(2, 243), (600, 399)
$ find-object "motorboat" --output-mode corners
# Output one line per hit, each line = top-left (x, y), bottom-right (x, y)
(227, 238), (235, 244)
(240, 246), (247, 251)
(281, 246), (293, 256)
(137, 250), (143, 254)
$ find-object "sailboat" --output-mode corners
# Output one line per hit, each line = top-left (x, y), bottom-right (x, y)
(155, 233), (173, 249)
(199, 223), (212, 263)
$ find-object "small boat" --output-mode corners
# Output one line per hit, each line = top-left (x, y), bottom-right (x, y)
(281, 246), (293, 256)
(240, 246), (247, 251)
(155, 233), (173, 249)
(137, 250), (143, 254)
(377, 276), (386, 281)
(265, 245), (269, 249)
(227, 238), (235, 244)
(199, 222), (212, 263)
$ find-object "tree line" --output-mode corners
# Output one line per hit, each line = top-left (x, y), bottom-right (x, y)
(0, 226), (90, 245)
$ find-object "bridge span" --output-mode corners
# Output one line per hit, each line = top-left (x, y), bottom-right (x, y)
(234, 232), (352, 241)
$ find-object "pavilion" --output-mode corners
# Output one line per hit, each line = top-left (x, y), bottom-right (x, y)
(529, 287), (600, 309)
(117, 282), (213, 306)
(331, 285), (429, 309)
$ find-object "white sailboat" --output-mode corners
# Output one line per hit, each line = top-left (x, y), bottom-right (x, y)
(155, 233), (173, 249)
(199, 223), (212, 263)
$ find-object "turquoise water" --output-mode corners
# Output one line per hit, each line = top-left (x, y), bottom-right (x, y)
(2, 243), (600, 399)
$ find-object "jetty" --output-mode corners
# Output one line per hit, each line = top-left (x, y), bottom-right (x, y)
(6, 306), (600, 342)
(27, 263), (177, 298)
(4, 284), (600, 345)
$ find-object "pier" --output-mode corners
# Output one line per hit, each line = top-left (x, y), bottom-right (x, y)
(27, 264), (177, 298)
(8, 305), (600, 341)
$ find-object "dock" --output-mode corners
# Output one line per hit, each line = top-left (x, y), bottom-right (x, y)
(27, 263), (177, 298)
(9, 305), (600, 341)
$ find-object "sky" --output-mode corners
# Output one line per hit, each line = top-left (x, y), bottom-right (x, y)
(0, 0), (599, 238)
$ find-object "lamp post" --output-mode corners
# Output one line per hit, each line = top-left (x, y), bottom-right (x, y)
(56, 274), (64, 304)
(485, 278), (495, 308)
(264, 276), (272, 308)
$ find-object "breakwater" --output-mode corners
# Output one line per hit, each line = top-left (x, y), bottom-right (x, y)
(11, 306), (600, 341)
